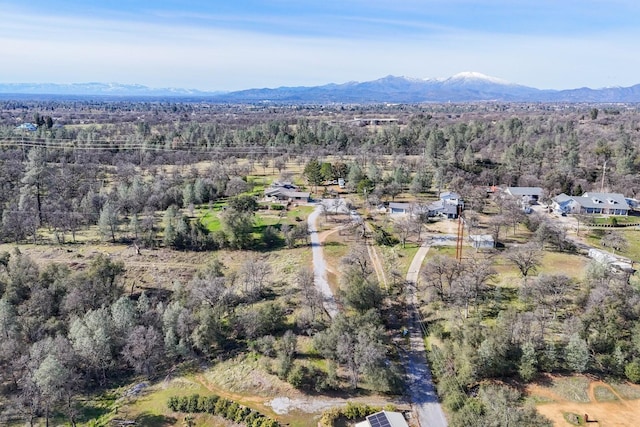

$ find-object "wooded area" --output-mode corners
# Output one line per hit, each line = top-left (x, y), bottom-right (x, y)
(1, 100), (640, 426)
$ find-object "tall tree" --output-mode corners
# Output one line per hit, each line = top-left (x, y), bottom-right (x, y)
(303, 159), (324, 192)
(98, 200), (120, 243)
(20, 147), (50, 225)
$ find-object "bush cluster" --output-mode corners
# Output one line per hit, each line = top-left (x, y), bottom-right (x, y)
(318, 402), (394, 427)
(167, 394), (279, 427)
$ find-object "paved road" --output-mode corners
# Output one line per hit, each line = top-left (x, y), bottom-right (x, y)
(404, 241), (448, 427)
(308, 205), (339, 319)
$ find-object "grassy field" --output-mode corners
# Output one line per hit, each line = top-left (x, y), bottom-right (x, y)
(585, 227), (640, 262)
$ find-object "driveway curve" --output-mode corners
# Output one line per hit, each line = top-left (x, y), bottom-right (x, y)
(308, 205), (339, 319)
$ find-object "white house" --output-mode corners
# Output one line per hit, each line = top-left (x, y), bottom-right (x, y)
(552, 192), (630, 215)
(388, 191), (462, 219)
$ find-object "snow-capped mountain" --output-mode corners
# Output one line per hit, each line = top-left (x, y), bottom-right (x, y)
(2, 73), (640, 103)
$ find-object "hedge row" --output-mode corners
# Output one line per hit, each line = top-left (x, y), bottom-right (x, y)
(167, 394), (279, 427)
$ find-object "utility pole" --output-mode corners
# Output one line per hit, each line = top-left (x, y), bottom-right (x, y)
(456, 204), (464, 261)
(600, 159), (608, 192)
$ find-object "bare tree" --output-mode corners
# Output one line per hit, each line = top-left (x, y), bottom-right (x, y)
(393, 216), (413, 248)
(521, 274), (572, 321)
(240, 257), (272, 301)
(505, 243), (543, 281)
(122, 325), (163, 377)
(488, 214), (507, 243)
(601, 230), (628, 254)
(421, 255), (463, 302)
(296, 268), (323, 321)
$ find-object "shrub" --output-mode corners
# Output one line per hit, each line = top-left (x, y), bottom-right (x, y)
(235, 406), (251, 423)
(204, 395), (219, 413)
(197, 395), (208, 412)
(214, 397), (230, 416)
(319, 403), (382, 427)
(177, 396), (189, 412)
(286, 363), (305, 387)
(167, 396), (179, 411)
(187, 394), (200, 413)
(166, 394), (278, 427)
(625, 360), (640, 383)
(250, 335), (276, 357)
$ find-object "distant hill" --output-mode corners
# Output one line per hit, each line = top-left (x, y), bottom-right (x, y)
(0, 82), (216, 97)
(2, 73), (640, 103)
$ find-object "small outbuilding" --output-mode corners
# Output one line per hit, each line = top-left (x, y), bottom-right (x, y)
(354, 411), (409, 427)
(469, 234), (495, 250)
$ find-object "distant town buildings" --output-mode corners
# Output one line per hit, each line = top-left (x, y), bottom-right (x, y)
(15, 122), (38, 132)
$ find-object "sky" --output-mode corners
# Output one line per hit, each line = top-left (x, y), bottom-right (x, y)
(2, 0), (640, 91)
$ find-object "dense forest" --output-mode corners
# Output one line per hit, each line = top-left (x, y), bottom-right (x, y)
(1, 100), (640, 426)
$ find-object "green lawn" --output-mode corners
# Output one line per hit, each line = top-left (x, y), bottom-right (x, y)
(585, 228), (640, 262)
(200, 210), (222, 232)
(590, 215), (640, 225)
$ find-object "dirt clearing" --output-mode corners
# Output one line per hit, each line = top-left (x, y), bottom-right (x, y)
(527, 375), (640, 426)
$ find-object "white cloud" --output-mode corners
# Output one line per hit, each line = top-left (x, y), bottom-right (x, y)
(1, 8), (640, 91)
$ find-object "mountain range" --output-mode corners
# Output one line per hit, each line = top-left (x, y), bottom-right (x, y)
(2, 72), (640, 103)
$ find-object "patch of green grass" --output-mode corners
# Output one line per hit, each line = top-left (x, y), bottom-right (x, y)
(590, 215), (640, 225)
(550, 376), (590, 403)
(537, 251), (588, 279)
(424, 246), (456, 259)
(585, 228), (640, 262)
(323, 241), (349, 258)
(562, 412), (584, 426)
(610, 381), (640, 400)
(127, 377), (211, 416)
(525, 394), (556, 405)
(286, 205), (314, 221)
(200, 211), (222, 232)
(77, 391), (119, 424)
(593, 385), (618, 402)
(394, 242), (420, 275)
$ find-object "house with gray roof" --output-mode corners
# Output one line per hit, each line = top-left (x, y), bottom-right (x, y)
(552, 192), (630, 215)
(505, 187), (544, 204)
(264, 182), (310, 202)
(388, 191), (461, 218)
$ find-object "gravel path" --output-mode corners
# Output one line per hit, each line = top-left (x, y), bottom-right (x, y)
(308, 205), (339, 319)
(404, 241), (448, 427)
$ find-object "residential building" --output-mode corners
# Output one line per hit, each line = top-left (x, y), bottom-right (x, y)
(264, 182), (310, 203)
(388, 191), (462, 218)
(15, 122), (38, 132)
(552, 192), (630, 215)
(505, 187), (544, 204)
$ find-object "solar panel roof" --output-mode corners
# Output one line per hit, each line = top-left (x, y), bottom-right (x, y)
(367, 412), (391, 427)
